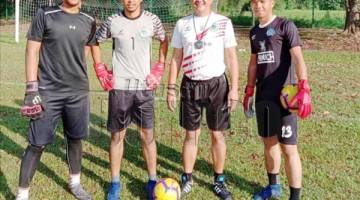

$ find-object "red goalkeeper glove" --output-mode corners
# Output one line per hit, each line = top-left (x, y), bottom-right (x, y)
(94, 63), (113, 91)
(243, 85), (255, 118)
(290, 79), (312, 119)
(146, 62), (165, 90)
(20, 81), (44, 120)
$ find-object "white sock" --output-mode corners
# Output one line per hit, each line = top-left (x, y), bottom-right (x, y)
(17, 187), (29, 199)
(69, 173), (81, 187)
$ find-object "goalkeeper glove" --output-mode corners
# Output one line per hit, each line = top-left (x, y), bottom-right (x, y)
(20, 81), (44, 120)
(94, 63), (113, 91)
(243, 85), (255, 118)
(146, 62), (165, 90)
(290, 79), (312, 119)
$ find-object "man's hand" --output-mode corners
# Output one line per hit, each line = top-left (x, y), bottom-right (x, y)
(21, 81), (44, 119)
(243, 85), (255, 118)
(290, 79), (312, 119)
(94, 63), (113, 91)
(227, 88), (239, 112)
(146, 62), (165, 90)
(167, 85), (177, 112)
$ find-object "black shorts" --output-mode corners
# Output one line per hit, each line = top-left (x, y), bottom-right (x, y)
(255, 101), (298, 145)
(179, 74), (230, 131)
(28, 94), (89, 146)
(107, 90), (154, 132)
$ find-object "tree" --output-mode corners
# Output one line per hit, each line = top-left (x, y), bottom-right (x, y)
(344, 0), (360, 34)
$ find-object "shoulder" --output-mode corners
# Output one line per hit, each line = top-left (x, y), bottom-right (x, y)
(212, 13), (231, 22)
(274, 17), (297, 30)
(143, 10), (159, 19)
(79, 10), (95, 22)
(41, 6), (62, 16)
(176, 14), (192, 25)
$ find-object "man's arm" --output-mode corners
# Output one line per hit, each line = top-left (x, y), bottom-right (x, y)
(91, 43), (113, 91)
(166, 48), (183, 112)
(290, 46), (307, 80)
(243, 54), (257, 118)
(25, 40), (42, 81)
(290, 46), (312, 119)
(225, 47), (239, 111)
(158, 36), (169, 63)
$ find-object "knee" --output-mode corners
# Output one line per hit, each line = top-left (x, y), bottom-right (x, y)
(140, 129), (155, 144)
(263, 136), (279, 150)
(111, 132), (125, 144)
(211, 131), (225, 143)
(281, 145), (299, 159)
(28, 144), (46, 152)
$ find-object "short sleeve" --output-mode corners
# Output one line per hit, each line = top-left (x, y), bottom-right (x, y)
(171, 20), (183, 48)
(224, 19), (237, 48)
(87, 19), (97, 46)
(152, 14), (166, 42)
(27, 8), (45, 41)
(249, 29), (256, 54)
(284, 21), (301, 48)
(96, 16), (112, 43)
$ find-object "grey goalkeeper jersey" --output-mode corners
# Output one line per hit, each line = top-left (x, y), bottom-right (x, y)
(96, 10), (166, 90)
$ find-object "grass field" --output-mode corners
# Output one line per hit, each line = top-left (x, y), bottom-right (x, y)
(0, 28), (359, 200)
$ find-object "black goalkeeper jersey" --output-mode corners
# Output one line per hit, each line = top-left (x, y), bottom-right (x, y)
(27, 6), (96, 96)
(250, 17), (301, 102)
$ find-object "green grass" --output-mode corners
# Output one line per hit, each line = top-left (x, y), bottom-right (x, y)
(230, 10), (345, 28)
(1, 31), (360, 200)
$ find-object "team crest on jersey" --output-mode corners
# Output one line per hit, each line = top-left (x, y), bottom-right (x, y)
(140, 28), (152, 37)
(69, 25), (76, 30)
(266, 27), (276, 37)
(210, 23), (219, 32)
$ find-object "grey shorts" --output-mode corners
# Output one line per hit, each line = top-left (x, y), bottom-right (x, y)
(107, 90), (154, 133)
(255, 101), (298, 145)
(28, 94), (90, 146)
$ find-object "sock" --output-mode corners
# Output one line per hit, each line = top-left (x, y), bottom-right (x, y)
(69, 173), (81, 187)
(214, 172), (225, 183)
(182, 172), (193, 182)
(267, 173), (280, 185)
(289, 187), (301, 200)
(111, 176), (120, 183)
(148, 174), (157, 181)
(17, 187), (29, 199)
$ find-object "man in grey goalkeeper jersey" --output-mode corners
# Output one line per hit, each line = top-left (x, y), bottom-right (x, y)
(91, 0), (168, 199)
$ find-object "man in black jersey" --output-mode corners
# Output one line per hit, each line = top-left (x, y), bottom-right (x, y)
(17, 0), (96, 199)
(243, 1), (312, 200)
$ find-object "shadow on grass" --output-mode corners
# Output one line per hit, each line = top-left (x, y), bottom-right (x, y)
(1, 101), (261, 198)
(0, 167), (16, 200)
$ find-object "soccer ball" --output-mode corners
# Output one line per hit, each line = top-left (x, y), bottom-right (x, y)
(153, 178), (181, 200)
(280, 84), (298, 113)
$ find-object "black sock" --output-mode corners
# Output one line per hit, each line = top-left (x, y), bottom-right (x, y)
(214, 172), (225, 183)
(67, 138), (83, 174)
(267, 173), (280, 185)
(19, 144), (45, 188)
(289, 187), (301, 200)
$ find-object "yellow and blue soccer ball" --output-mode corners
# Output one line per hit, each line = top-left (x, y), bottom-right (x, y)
(153, 178), (181, 200)
(280, 84), (298, 113)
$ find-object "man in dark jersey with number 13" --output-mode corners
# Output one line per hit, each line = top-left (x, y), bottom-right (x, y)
(243, 0), (312, 200)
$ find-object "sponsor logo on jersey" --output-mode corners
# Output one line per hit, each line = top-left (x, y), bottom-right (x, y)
(184, 26), (191, 32)
(258, 51), (275, 64)
(266, 27), (276, 37)
(259, 40), (266, 52)
(69, 25), (76, 30)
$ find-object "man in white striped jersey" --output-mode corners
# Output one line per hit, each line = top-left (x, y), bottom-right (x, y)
(91, 0), (168, 199)
(167, 0), (239, 199)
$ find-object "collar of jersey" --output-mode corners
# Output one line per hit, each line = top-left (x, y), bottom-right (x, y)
(121, 9), (144, 20)
(259, 16), (277, 28)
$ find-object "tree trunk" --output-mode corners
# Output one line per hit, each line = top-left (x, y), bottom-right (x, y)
(344, 0), (360, 34)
